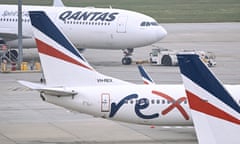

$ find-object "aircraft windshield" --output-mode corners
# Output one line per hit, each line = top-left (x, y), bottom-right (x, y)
(140, 21), (159, 27)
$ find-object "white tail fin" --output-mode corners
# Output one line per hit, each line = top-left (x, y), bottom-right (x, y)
(29, 11), (130, 87)
(177, 54), (240, 144)
(53, 0), (64, 7)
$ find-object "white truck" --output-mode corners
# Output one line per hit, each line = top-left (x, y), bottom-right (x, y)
(149, 48), (216, 67)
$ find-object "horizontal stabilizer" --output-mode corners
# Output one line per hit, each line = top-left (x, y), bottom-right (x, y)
(40, 88), (77, 96)
(18, 80), (44, 90)
(0, 28), (18, 41)
(18, 80), (77, 96)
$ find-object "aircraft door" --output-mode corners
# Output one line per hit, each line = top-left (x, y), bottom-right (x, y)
(117, 16), (128, 33)
(101, 93), (110, 112)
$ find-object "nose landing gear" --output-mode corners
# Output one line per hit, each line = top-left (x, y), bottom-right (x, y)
(122, 48), (133, 65)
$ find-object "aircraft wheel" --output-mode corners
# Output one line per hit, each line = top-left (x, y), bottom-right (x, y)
(6, 50), (18, 62)
(122, 57), (132, 65)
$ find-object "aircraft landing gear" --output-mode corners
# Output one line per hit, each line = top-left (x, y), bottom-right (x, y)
(122, 57), (132, 65)
(122, 48), (133, 65)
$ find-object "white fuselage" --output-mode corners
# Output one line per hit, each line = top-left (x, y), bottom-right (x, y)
(0, 5), (167, 49)
(41, 84), (240, 126)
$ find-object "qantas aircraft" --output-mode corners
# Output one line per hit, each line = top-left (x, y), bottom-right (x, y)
(19, 11), (239, 126)
(0, 1), (167, 65)
(177, 54), (240, 144)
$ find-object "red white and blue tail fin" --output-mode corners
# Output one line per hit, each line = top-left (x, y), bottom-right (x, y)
(28, 11), (130, 87)
(177, 53), (240, 144)
(137, 65), (155, 84)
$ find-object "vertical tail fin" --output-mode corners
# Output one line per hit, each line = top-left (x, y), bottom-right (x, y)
(137, 65), (155, 84)
(177, 53), (240, 144)
(53, 0), (65, 7)
(29, 11), (130, 86)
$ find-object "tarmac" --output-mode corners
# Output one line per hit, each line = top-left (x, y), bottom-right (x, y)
(0, 23), (240, 144)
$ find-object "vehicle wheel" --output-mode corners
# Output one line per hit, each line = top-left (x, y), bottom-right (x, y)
(122, 57), (132, 65)
(149, 58), (153, 63)
(161, 55), (172, 66)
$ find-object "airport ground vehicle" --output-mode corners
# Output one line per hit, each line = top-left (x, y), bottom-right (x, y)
(149, 48), (216, 67)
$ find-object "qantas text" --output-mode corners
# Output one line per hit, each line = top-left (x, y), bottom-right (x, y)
(59, 11), (119, 22)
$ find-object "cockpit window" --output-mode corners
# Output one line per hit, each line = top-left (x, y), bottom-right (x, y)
(140, 21), (146, 26)
(146, 22), (151, 26)
(140, 21), (159, 27)
(151, 22), (159, 26)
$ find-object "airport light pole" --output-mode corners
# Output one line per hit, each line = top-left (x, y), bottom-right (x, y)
(18, 0), (23, 69)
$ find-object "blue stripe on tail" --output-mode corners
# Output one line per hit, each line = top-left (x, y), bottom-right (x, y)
(177, 54), (240, 114)
(137, 65), (154, 83)
(29, 11), (85, 61)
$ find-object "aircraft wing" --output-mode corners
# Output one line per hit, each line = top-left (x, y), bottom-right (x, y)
(18, 80), (78, 96)
(0, 28), (18, 41)
(0, 28), (31, 42)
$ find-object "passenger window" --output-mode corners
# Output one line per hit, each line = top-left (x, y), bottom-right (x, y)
(151, 99), (155, 104)
(184, 100), (187, 104)
(135, 100), (138, 104)
(162, 100), (165, 104)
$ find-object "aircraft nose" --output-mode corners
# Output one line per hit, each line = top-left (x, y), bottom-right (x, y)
(156, 25), (167, 40)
